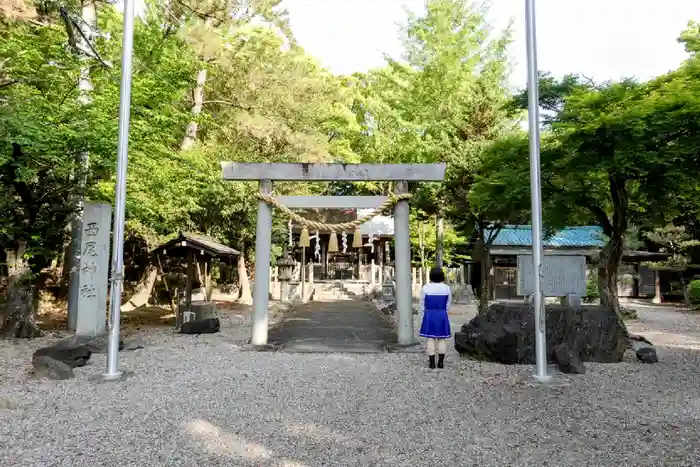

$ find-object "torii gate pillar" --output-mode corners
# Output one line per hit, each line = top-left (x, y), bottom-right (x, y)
(393, 180), (412, 345)
(252, 179), (273, 345)
(221, 162), (446, 347)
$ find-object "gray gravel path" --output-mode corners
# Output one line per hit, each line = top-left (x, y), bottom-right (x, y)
(267, 298), (396, 353)
(2, 303), (700, 466)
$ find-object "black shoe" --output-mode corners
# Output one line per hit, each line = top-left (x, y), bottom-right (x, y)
(437, 354), (445, 369)
(428, 355), (436, 369)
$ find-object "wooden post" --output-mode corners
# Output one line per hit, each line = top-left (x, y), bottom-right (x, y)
(301, 247), (306, 302)
(204, 259), (213, 301)
(653, 270), (662, 304)
(357, 251), (362, 280)
(182, 249), (194, 327)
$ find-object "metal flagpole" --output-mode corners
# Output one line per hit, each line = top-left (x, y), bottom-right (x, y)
(102, 0), (136, 380)
(525, 0), (550, 382)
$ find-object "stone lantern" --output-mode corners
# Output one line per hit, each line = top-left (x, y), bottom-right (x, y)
(382, 273), (396, 302)
(277, 246), (296, 301)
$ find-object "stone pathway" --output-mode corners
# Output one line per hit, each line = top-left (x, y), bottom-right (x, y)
(268, 298), (396, 353)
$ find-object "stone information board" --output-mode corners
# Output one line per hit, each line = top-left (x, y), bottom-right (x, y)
(76, 202), (112, 336)
(517, 255), (586, 297)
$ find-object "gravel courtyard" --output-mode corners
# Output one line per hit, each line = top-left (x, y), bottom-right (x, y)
(2, 302), (700, 467)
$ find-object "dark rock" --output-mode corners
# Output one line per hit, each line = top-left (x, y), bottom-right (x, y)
(378, 302), (397, 315)
(55, 335), (124, 354)
(32, 356), (74, 380)
(180, 318), (220, 334)
(122, 336), (145, 351)
(632, 341), (658, 363)
(554, 343), (586, 374)
(33, 344), (91, 368)
(454, 302), (628, 364)
(630, 334), (654, 346)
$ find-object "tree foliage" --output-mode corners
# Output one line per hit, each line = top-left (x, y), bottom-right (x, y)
(472, 23), (700, 316)
(3, 0), (700, 335)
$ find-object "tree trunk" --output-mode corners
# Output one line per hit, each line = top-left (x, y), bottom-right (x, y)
(204, 260), (213, 302)
(1, 243), (42, 338)
(120, 264), (158, 312)
(653, 270), (662, 304)
(181, 67), (207, 151)
(479, 252), (489, 314)
(67, 0), (97, 326)
(435, 215), (444, 269)
(681, 274), (689, 307)
(471, 236), (489, 314)
(0, 248), (6, 277)
(597, 234), (626, 320)
(237, 241), (252, 305)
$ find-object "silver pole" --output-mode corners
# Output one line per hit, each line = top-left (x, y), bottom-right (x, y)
(525, 0), (550, 381)
(103, 0), (136, 379)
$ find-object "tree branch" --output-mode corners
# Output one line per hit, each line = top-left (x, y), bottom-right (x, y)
(201, 100), (253, 111)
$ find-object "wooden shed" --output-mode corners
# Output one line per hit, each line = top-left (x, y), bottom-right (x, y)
(152, 232), (240, 325)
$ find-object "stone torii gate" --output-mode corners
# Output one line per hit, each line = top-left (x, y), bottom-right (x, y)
(221, 162), (446, 347)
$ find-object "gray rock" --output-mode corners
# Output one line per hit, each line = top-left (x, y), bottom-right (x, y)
(454, 302), (628, 364)
(632, 341), (658, 363)
(33, 345), (91, 368)
(554, 343), (586, 374)
(32, 356), (74, 380)
(55, 335), (124, 354)
(122, 336), (146, 351)
(180, 318), (220, 334)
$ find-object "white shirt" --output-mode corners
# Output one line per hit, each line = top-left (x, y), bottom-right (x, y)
(420, 282), (452, 313)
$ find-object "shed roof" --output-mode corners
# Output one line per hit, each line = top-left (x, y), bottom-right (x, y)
(152, 231), (240, 258)
(488, 226), (605, 248)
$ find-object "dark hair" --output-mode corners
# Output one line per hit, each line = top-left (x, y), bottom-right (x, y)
(429, 267), (445, 283)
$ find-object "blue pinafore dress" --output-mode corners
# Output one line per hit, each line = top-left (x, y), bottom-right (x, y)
(418, 283), (451, 339)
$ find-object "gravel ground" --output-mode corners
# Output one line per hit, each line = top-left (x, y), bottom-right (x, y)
(2, 303), (700, 467)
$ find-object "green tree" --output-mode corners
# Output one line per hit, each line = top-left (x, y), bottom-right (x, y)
(473, 27), (700, 318)
(352, 0), (514, 268)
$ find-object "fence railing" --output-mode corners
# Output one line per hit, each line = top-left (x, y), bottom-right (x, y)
(269, 263), (471, 284)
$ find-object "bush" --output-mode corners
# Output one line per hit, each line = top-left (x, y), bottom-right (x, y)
(686, 280), (700, 310)
(583, 276), (599, 304)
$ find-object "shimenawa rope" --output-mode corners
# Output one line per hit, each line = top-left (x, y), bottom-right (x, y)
(254, 192), (411, 232)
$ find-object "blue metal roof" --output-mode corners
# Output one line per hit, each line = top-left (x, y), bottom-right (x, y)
(488, 225), (605, 248)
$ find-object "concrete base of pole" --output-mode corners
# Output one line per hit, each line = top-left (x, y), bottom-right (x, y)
(90, 370), (133, 383)
(532, 374), (553, 383)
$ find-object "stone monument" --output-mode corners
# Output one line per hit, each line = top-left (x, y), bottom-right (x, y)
(75, 202), (111, 336)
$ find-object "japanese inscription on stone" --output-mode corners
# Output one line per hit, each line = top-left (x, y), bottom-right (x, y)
(76, 203), (112, 335)
(517, 255), (587, 297)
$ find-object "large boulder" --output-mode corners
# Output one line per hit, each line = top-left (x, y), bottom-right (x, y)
(55, 334), (124, 354)
(33, 344), (91, 368)
(180, 318), (220, 334)
(454, 302), (628, 364)
(32, 356), (74, 380)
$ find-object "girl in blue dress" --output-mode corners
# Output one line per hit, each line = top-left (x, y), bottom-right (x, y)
(419, 267), (452, 369)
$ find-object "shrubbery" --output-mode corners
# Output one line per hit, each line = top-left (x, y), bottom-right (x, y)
(686, 280), (700, 310)
(583, 276), (600, 303)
